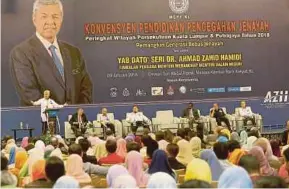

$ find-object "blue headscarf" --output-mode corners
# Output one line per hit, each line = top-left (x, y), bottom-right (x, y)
(8, 147), (16, 165)
(218, 166), (253, 188)
(200, 149), (224, 181)
(217, 136), (229, 143)
(53, 176), (80, 189)
(148, 150), (174, 178)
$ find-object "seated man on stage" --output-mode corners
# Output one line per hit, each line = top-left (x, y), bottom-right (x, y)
(126, 105), (151, 134)
(31, 90), (65, 135)
(69, 108), (88, 137)
(182, 102), (200, 129)
(239, 101), (256, 126)
(97, 108), (116, 136)
(210, 103), (232, 132)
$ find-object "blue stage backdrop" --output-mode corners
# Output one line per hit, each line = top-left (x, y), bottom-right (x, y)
(1, 0), (289, 136)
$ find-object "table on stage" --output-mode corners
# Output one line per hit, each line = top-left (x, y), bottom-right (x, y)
(11, 128), (35, 140)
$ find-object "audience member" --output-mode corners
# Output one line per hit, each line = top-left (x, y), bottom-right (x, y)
(200, 149), (224, 181)
(145, 139), (158, 165)
(176, 139), (193, 166)
(228, 148), (247, 165)
(172, 136), (182, 144)
(254, 176), (287, 188)
(185, 158), (212, 184)
(94, 142), (108, 160)
(254, 137), (278, 161)
(99, 139), (124, 165)
(50, 137), (59, 149)
(231, 131), (240, 142)
(45, 156), (65, 184)
(66, 154), (91, 184)
(79, 138), (97, 164)
(239, 155), (261, 183)
(50, 148), (63, 160)
(1, 153), (17, 187)
(179, 179), (210, 188)
(147, 172), (177, 189)
(21, 137), (29, 149)
(240, 130), (248, 146)
(213, 142), (233, 169)
(44, 145), (55, 159)
(125, 151), (149, 187)
(135, 136), (142, 147)
(282, 120), (289, 145)
(156, 131), (169, 151)
(116, 138), (127, 158)
(270, 139), (281, 157)
(106, 165), (129, 188)
(218, 166), (253, 188)
(217, 135), (229, 143)
(9, 151), (28, 177)
(112, 175), (137, 188)
(177, 128), (186, 139)
(249, 146), (276, 176)
(140, 135), (152, 157)
(164, 129), (174, 143)
(242, 136), (257, 151)
(278, 147), (289, 184)
(148, 150), (175, 178)
(126, 142), (140, 153)
(166, 143), (186, 170)
(53, 176), (80, 189)
(190, 137), (202, 158)
(227, 140), (241, 153)
(8, 146), (16, 165)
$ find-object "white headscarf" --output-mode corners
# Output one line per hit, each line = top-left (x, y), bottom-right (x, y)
(53, 176), (80, 189)
(147, 172), (177, 188)
(112, 175), (138, 188)
(242, 136), (257, 151)
(50, 148), (63, 160)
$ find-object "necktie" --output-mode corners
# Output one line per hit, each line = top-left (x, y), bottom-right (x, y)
(49, 45), (64, 80)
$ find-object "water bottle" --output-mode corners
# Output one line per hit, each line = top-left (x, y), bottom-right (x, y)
(26, 123), (29, 129)
(20, 122), (23, 129)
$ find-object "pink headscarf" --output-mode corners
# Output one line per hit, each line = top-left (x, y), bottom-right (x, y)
(66, 154), (91, 184)
(249, 146), (276, 176)
(88, 136), (103, 146)
(21, 137), (29, 148)
(116, 138), (127, 158)
(254, 137), (278, 161)
(125, 151), (149, 187)
(278, 164), (289, 184)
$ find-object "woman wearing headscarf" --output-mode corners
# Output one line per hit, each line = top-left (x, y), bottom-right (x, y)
(125, 151), (149, 187)
(229, 148), (247, 165)
(242, 136), (257, 151)
(94, 142), (108, 160)
(249, 146), (277, 176)
(125, 133), (135, 143)
(135, 136), (142, 147)
(9, 151), (28, 177)
(106, 165), (129, 188)
(4, 139), (16, 154)
(190, 137), (202, 158)
(21, 137), (29, 149)
(50, 148), (63, 160)
(112, 175), (137, 188)
(116, 138), (127, 159)
(231, 132), (240, 142)
(278, 147), (289, 184)
(145, 139), (158, 165)
(270, 139), (281, 157)
(240, 130), (248, 146)
(185, 158), (212, 184)
(176, 139), (193, 166)
(66, 154), (91, 184)
(148, 150), (175, 178)
(8, 146), (16, 166)
(44, 145), (55, 159)
(34, 140), (45, 152)
(200, 149), (224, 181)
(53, 176), (80, 189)
(147, 172), (177, 189)
(218, 166), (253, 188)
(25, 159), (53, 188)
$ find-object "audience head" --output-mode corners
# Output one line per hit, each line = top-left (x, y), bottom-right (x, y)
(213, 142), (229, 160)
(185, 158), (212, 184)
(164, 129), (174, 143)
(50, 137), (59, 148)
(132, 105), (139, 113)
(155, 131), (165, 141)
(68, 144), (82, 156)
(105, 139), (117, 154)
(106, 130), (114, 137)
(112, 175), (137, 188)
(45, 156), (65, 183)
(172, 136), (182, 144)
(270, 139), (281, 157)
(78, 138), (91, 153)
(283, 147), (289, 162)
(1, 153), (8, 170)
(106, 165), (129, 187)
(141, 135), (152, 147)
(177, 128), (186, 139)
(148, 150), (173, 176)
(179, 179), (210, 188)
(240, 100), (246, 108)
(254, 176), (287, 188)
(32, 159), (46, 181)
(53, 176), (80, 189)
(239, 155), (260, 175)
(126, 142), (140, 152)
(147, 172), (177, 188)
(101, 107), (108, 115)
(166, 143), (179, 158)
(147, 139), (159, 159)
(227, 140), (241, 152)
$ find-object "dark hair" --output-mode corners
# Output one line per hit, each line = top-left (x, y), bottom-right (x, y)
(166, 143), (179, 157)
(254, 176), (287, 188)
(141, 135), (153, 147)
(283, 147), (289, 162)
(28, 137), (34, 144)
(177, 128), (186, 139)
(25, 144), (35, 151)
(50, 137), (59, 148)
(68, 144), (82, 156)
(79, 138), (91, 152)
(105, 139), (117, 153)
(179, 179), (211, 188)
(155, 131), (165, 141)
(147, 139), (159, 159)
(239, 155), (260, 174)
(164, 129), (174, 143)
(45, 156), (65, 182)
(213, 142), (229, 160)
(126, 142), (140, 152)
(227, 140), (241, 152)
(1, 153), (8, 170)
(106, 129), (113, 136)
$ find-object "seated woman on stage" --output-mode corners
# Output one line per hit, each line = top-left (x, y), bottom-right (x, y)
(98, 108), (116, 135)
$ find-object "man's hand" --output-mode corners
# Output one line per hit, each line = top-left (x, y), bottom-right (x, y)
(30, 101), (34, 105)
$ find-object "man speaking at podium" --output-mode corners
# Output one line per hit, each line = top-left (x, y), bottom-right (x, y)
(31, 90), (66, 135)
(10, 0), (92, 106)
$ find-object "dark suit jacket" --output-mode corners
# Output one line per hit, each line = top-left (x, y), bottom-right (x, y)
(10, 34), (92, 106)
(182, 108), (200, 119)
(69, 113), (88, 126)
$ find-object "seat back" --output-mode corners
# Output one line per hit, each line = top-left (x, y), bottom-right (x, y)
(156, 110), (174, 123)
(174, 169), (185, 183)
(68, 114), (72, 121)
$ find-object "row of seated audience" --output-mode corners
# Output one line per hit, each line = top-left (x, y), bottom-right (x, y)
(1, 125), (289, 188)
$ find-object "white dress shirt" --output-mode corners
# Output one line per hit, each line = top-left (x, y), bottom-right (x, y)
(126, 112), (151, 125)
(33, 98), (63, 122)
(36, 32), (64, 66)
(239, 107), (253, 117)
(98, 114), (113, 124)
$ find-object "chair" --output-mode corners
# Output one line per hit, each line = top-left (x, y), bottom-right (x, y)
(91, 175), (107, 188)
(179, 109), (210, 132)
(122, 112), (152, 135)
(233, 107), (263, 131)
(152, 110), (180, 132)
(207, 107), (236, 132)
(64, 115), (94, 139)
(211, 181), (218, 188)
(93, 113), (123, 137)
(173, 169), (185, 183)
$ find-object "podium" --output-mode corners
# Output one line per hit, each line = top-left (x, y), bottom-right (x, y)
(45, 108), (61, 135)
